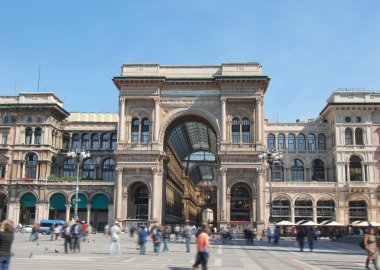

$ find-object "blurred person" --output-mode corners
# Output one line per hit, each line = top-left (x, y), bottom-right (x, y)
(104, 223), (110, 236)
(296, 227), (305, 252)
(192, 224), (210, 270)
(162, 225), (170, 252)
(109, 221), (121, 255)
(274, 226), (281, 245)
(53, 224), (60, 240)
(71, 219), (81, 253)
(153, 226), (162, 255)
(138, 226), (148, 255)
(184, 222), (193, 252)
(266, 227), (272, 243)
(364, 228), (378, 270)
(62, 221), (72, 254)
(0, 220), (14, 270)
(307, 227), (316, 252)
(174, 224), (180, 243)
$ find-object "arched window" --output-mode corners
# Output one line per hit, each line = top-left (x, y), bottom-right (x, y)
(131, 118), (139, 143)
(267, 133), (276, 150)
(81, 133), (90, 150)
(272, 161), (284, 181)
(242, 118), (250, 143)
(297, 133), (306, 151)
(62, 132), (70, 150)
(102, 158), (115, 181)
(272, 197), (290, 223)
(82, 158), (95, 179)
(307, 134), (316, 151)
(277, 134), (285, 150)
(355, 128), (364, 145)
(350, 155), (362, 181)
(134, 184), (149, 219)
(295, 198), (313, 223)
(3, 116), (9, 124)
(63, 158), (76, 177)
(345, 128), (353, 145)
(110, 133), (117, 149)
(204, 190), (212, 205)
(91, 133), (99, 149)
(318, 133), (326, 150)
(232, 118), (240, 144)
(312, 159), (325, 181)
(71, 133), (80, 149)
(25, 153), (38, 179)
(101, 133), (110, 149)
(291, 159), (304, 181)
(25, 127), (33, 144)
(349, 200), (367, 223)
(0, 164), (6, 178)
(230, 184), (250, 221)
(317, 199), (335, 223)
(288, 133), (296, 151)
(141, 118), (150, 143)
(33, 127), (41, 145)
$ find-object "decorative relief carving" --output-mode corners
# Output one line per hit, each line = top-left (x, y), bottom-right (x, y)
(160, 99), (219, 108)
(161, 90), (220, 96)
(222, 88), (259, 95)
(121, 88), (159, 95)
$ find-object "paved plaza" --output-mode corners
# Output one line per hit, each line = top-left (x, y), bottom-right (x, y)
(9, 233), (367, 270)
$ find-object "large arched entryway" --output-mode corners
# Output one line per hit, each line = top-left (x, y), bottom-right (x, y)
(91, 193), (109, 231)
(49, 193), (67, 220)
(19, 193), (37, 225)
(230, 183), (252, 224)
(127, 182), (149, 221)
(163, 115), (218, 225)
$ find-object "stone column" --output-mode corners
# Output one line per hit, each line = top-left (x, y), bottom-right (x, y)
(291, 204), (295, 223)
(257, 170), (264, 223)
(252, 196), (257, 224)
(346, 164), (350, 182)
(122, 192), (128, 220)
(21, 161), (26, 178)
(66, 203), (71, 221)
(154, 98), (160, 142)
(255, 98), (263, 144)
(313, 206), (317, 223)
(151, 168), (163, 224)
(86, 204), (91, 223)
(115, 168), (123, 220)
(226, 195), (231, 222)
(220, 98), (226, 142)
(119, 98), (126, 142)
(218, 168), (227, 225)
(148, 194), (152, 221)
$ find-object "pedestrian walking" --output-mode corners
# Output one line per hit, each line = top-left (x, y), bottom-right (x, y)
(192, 224), (210, 270)
(30, 223), (39, 242)
(174, 224), (180, 243)
(296, 227), (305, 252)
(184, 223), (193, 252)
(109, 221), (121, 255)
(104, 223), (110, 236)
(62, 221), (72, 254)
(274, 226), (281, 245)
(244, 228), (253, 245)
(53, 224), (60, 240)
(307, 227), (316, 252)
(266, 227), (272, 243)
(162, 225), (170, 252)
(71, 220), (81, 253)
(138, 226), (148, 255)
(0, 220), (14, 270)
(364, 228), (379, 270)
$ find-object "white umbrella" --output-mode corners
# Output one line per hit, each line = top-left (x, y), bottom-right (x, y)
(301, 221), (320, 226)
(356, 221), (370, 227)
(369, 222), (380, 227)
(351, 220), (362, 226)
(276, 220), (295, 226)
(325, 221), (345, 227)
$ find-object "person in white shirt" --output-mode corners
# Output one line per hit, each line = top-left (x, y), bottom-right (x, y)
(109, 221), (121, 255)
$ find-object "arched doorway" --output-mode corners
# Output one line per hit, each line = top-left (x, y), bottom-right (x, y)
(91, 193), (109, 232)
(349, 200), (367, 223)
(128, 182), (149, 221)
(20, 193), (37, 224)
(230, 184), (251, 223)
(294, 197), (313, 223)
(0, 193), (8, 221)
(163, 115), (218, 225)
(49, 193), (67, 220)
(272, 196), (291, 223)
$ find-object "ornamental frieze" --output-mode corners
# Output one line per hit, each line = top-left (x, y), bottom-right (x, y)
(160, 99), (219, 108)
(221, 87), (259, 95)
(121, 87), (159, 95)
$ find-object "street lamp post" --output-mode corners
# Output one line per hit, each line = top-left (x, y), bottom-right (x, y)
(258, 148), (282, 224)
(67, 148), (90, 220)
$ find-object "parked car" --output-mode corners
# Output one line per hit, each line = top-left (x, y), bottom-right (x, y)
(39, 220), (65, 235)
(22, 225), (33, 233)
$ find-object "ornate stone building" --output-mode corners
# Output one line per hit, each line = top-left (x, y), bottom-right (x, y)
(0, 63), (379, 232)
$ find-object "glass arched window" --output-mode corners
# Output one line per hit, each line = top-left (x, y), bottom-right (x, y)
(25, 153), (38, 179)
(102, 158), (115, 181)
(230, 184), (250, 221)
(232, 118), (240, 144)
(350, 155), (362, 181)
(345, 128), (353, 145)
(295, 198), (313, 223)
(297, 133), (306, 151)
(355, 128), (364, 145)
(134, 184), (149, 219)
(0, 164), (6, 178)
(63, 158), (76, 177)
(349, 200), (367, 223)
(267, 133), (276, 150)
(33, 127), (41, 145)
(71, 133), (80, 149)
(101, 133), (110, 149)
(307, 134), (316, 151)
(62, 132), (70, 150)
(111, 133), (117, 149)
(272, 197), (291, 223)
(81, 133), (90, 150)
(318, 133), (326, 150)
(312, 159), (325, 181)
(288, 133), (296, 151)
(141, 118), (150, 143)
(317, 199), (335, 223)
(131, 118), (139, 143)
(3, 116), (9, 124)
(242, 118), (250, 143)
(204, 190), (212, 205)
(277, 134), (285, 150)
(82, 158), (95, 179)
(291, 159), (304, 181)
(25, 127), (32, 144)
(272, 161), (284, 181)
(91, 133), (99, 149)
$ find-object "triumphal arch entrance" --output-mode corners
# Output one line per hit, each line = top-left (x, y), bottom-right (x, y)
(112, 62), (270, 229)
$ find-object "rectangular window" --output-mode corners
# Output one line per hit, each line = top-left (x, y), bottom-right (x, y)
(1, 133), (8, 144)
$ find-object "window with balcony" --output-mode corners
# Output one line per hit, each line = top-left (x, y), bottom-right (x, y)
(131, 118), (139, 143)
(111, 133), (117, 149)
(25, 153), (38, 179)
(34, 127), (42, 145)
(288, 133), (296, 151)
(232, 118), (240, 144)
(267, 133), (276, 150)
(318, 133), (326, 150)
(272, 161), (284, 181)
(62, 132), (70, 150)
(82, 133), (90, 150)
(82, 158), (95, 179)
(91, 133), (99, 150)
(355, 128), (364, 145)
(25, 127), (32, 144)
(63, 158), (76, 177)
(101, 133), (110, 149)
(297, 133), (306, 151)
(277, 133), (285, 150)
(102, 158), (115, 181)
(71, 133), (80, 149)
(242, 118), (250, 143)
(307, 134), (316, 151)
(349, 155), (362, 181)
(291, 159), (304, 181)
(345, 128), (353, 145)
(141, 118), (150, 143)
(312, 159), (325, 181)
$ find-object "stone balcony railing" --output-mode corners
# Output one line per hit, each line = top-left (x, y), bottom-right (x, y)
(0, 179), (114, 186)
(269, 181), (379, 190)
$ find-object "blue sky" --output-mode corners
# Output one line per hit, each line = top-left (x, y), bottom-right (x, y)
(1, 0), (380, 122)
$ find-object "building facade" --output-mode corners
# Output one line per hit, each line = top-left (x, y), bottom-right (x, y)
(0, 63), (379, 231)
